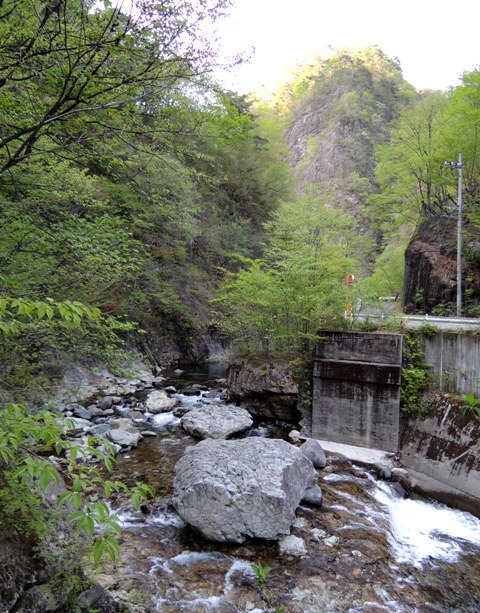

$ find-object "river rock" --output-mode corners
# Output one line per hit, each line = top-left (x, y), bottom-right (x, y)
(105, 418), (143, 447)
(300, 438), (327, 468)
(279, 534), (307, 556)
(106, 428), (143, 448)
(288, 429), (301, 443)
(145, 390), (180, 413)
(65, 402), (91, 420)
(302, 484), (323, 506)
(172, 438), (318, 543)
(98, 395), (114, 411)
(180, 404), (253, 439)
(59, 416), (92, 433)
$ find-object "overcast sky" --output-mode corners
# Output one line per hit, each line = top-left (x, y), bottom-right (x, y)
(215, 0), (480, 94)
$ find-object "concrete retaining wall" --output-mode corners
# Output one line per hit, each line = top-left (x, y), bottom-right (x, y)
(424, 332), (480, 396)
(312, 331), (403, 452)
(400, 394), (480, 516)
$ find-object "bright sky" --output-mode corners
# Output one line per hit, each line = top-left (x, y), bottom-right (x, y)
(216, 0), (480, 94)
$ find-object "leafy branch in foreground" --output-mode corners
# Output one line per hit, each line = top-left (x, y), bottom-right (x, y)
(0, 294), (139, 399)
(0, 402), (154, 566)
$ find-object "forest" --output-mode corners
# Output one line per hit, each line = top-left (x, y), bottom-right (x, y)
(2, 0), (480, 606)
(2, 1), (480, 392)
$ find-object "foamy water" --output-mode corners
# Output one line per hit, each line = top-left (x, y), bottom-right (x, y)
(150, 412), (180, 428)
(374, 479), (480, 567)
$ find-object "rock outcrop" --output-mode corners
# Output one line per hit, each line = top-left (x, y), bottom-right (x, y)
(227, 364), (299, 421)
(403, 219), (480, 314)
(172, 438), (319, 543)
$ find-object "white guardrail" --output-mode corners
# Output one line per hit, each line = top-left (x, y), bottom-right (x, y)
(356, 312), (480, 331)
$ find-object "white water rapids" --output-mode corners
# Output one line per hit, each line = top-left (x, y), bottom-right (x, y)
(100, 369), (480, 612)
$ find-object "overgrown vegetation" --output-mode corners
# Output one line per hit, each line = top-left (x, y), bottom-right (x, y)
(461, 393), (480, 422)
(400, 333), (432, 414)
(212, 187), (359, 361)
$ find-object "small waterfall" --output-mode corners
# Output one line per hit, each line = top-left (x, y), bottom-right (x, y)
(373, 479), (480, 567)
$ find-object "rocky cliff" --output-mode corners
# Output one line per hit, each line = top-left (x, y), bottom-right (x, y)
(403, 218), (480, 314)
(277, 47), (415, 212)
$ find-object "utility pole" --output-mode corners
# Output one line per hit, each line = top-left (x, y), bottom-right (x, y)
(442, 153), (464, 316)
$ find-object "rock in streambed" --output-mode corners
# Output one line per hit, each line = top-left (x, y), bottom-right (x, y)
(172, 437), (320, 543)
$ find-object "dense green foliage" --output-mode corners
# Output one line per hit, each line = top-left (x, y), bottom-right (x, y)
(3, 9), (480, 593)
(400, 333), (432, 414)
(0, 402), (153, 564)
(0, 0), (293, 394)
(0, 0), (294, 590)
(213, 188), (359, 360)
(368, 70), (480, 304)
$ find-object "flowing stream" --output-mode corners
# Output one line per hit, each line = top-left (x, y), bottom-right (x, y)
(95, 365), (480, 613)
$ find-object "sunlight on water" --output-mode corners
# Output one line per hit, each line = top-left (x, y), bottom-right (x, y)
(374, 480), (480, 567)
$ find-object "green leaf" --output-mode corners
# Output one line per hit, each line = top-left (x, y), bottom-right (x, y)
(57, 491), (72, 505)
(104, 536), (120, 562)
(72, 492), (83, 509)
(93, 540), (106, 566)
(68, 510), (86, 524)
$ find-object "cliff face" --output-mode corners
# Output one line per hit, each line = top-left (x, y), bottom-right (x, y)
(403, 221), (458, 313)
(279, 47), (415, 206)
(403, 219), (480, 315)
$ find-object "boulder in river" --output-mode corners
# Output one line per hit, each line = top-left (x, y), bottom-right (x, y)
(180, 404), (253, 439)
(105, 418), (143, 448)
(226, 363), (299, 421)
(172, 438), (318, 543)
(300, 438), (327, 468)
(145, 390), (180, 413)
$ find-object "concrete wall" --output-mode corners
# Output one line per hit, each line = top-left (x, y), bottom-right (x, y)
(312, 331), (403, 452)
(400, 394), (480, 516)
(424, 332), (480, 396)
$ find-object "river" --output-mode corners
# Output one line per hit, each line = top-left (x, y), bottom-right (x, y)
(94, 365), (480, 613)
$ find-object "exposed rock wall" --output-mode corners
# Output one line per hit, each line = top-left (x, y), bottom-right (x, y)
(403, 219), (480, 314)
(403, 221), (458, 313)
(226, 363), (299, 421)
(281, 47), (414, 220)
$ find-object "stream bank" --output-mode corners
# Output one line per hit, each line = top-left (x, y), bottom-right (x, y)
(87, 366), (480, 613)
(4, 361), (480, 612)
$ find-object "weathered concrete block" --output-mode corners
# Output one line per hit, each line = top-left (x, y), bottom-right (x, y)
(314, 359), (402, 386)
(312, 332), (402, 452)
(315, 331), (403, 365)
(400, 394), (480, 516)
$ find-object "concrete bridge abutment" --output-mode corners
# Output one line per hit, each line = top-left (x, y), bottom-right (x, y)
(312, 331), (403, 453)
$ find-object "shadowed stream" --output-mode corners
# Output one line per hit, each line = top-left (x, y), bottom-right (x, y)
(94, 365), (480, 613)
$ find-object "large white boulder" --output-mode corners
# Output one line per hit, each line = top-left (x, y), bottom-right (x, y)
(172, 438), (318, 543)
(180, 404), (253, 439)
(145, 390), (180, 413)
